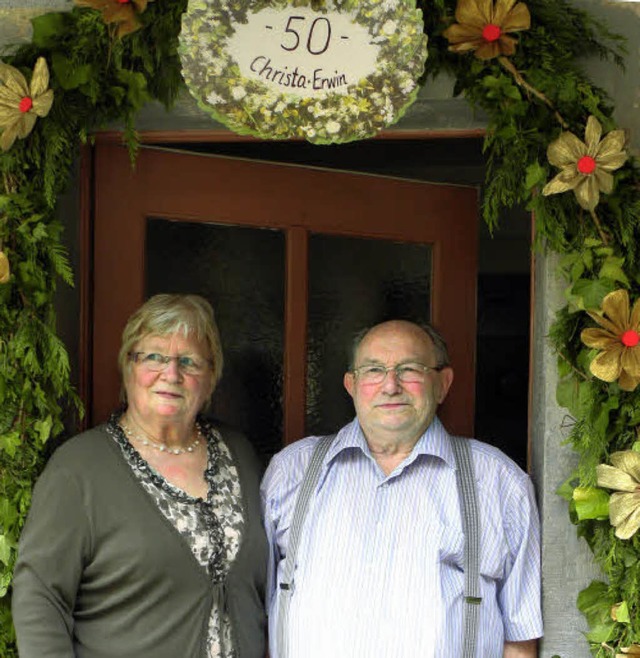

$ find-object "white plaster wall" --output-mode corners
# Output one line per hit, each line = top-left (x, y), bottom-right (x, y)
(531, 252), (601, 658)
(0, 0), (70, 51)
(580, 0), (640, 154)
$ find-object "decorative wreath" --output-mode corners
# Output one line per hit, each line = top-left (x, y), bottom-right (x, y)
(179, 0), (428, 143)
(1, 0), (640, 655)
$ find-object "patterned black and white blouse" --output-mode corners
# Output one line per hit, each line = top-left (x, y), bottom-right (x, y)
(107, 414), (244, 658)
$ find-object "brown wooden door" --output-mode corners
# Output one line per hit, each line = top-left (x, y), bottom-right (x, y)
(91, 141), (478, 451)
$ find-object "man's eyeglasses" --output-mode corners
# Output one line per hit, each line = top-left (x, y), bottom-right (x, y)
(129, 352), (212, 376)
(352, 362), (444, 385)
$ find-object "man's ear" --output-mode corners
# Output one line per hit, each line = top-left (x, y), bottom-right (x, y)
(436, 367), (454, 404)
(344, 371), (355, 398)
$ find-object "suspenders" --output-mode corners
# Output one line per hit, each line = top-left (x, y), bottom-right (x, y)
(276, 434), (481, 658)
(277, 434), (335, 658)
(450, 436), (482, 658)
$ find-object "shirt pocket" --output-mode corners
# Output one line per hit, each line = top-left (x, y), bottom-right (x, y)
(438, 507), (507, 583)
(438, 519), (464, 570)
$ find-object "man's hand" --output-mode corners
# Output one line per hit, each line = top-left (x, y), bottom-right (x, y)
(504, 639), (538, 657)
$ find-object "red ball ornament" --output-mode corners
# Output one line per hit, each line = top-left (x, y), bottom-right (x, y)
(577, 155), (596, 175)
(117, 0), (131, 4)
(621, 330), (640, 347)
(482, 24), (502, 42)
(18, 96), (33, 113)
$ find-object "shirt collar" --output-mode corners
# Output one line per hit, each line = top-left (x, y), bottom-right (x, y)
(325, 416), (457, 470)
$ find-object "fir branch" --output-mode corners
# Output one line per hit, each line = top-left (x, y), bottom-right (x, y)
(47, 241), (74, 288)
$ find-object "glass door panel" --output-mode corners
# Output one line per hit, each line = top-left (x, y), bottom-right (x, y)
(91, 142), (478, 448)
(306, 233), (432, 435)
(145, 218), (285, 460)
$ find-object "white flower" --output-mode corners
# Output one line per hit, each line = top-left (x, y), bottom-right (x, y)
(400, 78), (415, 94)
(206, 91), (224, 105)
(326, 120), (341, 134)
(382, 20), (397, 35)
(263, 93), (279, 108)
(309, 103), (328, 118)
(215, 61), (227, 75)
(275, 101), (286, 113)
(231, 86), (247, 101)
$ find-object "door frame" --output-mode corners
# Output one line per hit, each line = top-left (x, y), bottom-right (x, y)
(80, 130), (484, 442)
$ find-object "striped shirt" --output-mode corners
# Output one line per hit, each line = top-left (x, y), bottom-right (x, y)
(261, 416), (542, 658)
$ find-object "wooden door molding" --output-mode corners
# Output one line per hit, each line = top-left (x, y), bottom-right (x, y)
(91, 142), (478, 439)
(78, 144), (93, 430)
(95, 128), (486, 145)
(284, 227), (309, 442)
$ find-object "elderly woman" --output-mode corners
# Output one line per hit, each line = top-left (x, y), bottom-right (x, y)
(12, 294), (267, 658)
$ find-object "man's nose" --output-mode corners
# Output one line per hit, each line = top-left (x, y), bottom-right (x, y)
(380, 368), (403, 392)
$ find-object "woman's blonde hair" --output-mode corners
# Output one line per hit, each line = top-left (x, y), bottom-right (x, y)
(118, 294), (224, 403)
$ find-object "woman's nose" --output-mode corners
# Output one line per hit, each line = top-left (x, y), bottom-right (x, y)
(161, 358), (182, 380)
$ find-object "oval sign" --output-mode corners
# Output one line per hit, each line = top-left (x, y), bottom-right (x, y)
(179, 0), (428, 144)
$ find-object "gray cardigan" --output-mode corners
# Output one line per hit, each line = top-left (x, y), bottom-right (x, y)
(12, 423), (267, 658)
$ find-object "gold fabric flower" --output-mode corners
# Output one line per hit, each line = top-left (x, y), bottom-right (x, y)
(0, 251), (10, 284)
(0, 57), (54, 152)
(597, 451), (640, 540)
(74, 0), (154, 38)
(581, 289), (640, 391)
(542, 115), (627, 211)
(442, 0), (531, 60)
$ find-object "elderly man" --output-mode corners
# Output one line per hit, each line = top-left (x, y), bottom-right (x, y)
(261, 320), (542, 658)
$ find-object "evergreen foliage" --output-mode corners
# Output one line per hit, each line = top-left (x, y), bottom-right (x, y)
(0, 0), (639, 654)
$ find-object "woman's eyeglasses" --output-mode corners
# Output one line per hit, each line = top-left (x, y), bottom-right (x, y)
(129, 351), (212, 376)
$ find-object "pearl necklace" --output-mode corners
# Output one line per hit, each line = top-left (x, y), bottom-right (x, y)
(121, 420), (202, 456)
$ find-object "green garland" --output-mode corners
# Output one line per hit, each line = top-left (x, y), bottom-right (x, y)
(0, 0), (638, 655)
